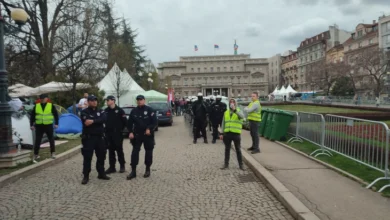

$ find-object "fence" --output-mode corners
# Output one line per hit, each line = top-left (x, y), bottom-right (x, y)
(285, 111), (390, 193)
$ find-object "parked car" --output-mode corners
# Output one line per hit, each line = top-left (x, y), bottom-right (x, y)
(147, 101), (173, 126)
(121, 105), (159, 136)
(312, 96), (332, 104)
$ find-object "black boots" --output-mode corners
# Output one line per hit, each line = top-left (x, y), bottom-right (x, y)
(81, 175), (89, 185)
(119, 165), (126, 173)
(204, 139), (208, 144)
(127, 168), (137, 180)
(98, 174), (111, 180)
(105, 167), (116, 174)
(239, 164), (245, 170)
(212, 139), (216, 144)
(144, 167), (151, 178)
(220, 164), (229, 170)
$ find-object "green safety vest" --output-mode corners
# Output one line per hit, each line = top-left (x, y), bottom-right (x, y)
(247, 100), (262, 122)
(223, 108), (243, 134)
(35, 103), (54, 125)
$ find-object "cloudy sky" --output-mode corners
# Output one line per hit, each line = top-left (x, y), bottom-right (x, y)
(115, 0), (390, 64)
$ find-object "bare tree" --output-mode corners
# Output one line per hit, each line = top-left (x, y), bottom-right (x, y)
(108, 63), (132, 106)
(353, 48), (389, 96)
(306, 59), (338, 95)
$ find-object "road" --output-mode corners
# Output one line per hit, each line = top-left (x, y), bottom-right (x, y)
(0, 117), (293, 220)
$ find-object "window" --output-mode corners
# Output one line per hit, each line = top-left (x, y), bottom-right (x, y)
(230, 67), (233, 71)
(184, 78), (188, 86)
(340, 57), (343, 62)
(236, 66), (239, 70)
(210, 67), (214, 72)
(204, 67), (207, 71)
(191, 68), (194, 72)
(357, 30), (363, 37)
(359, 42), (362, 48)
(369, 39), (373, 44)
(217, 67), (220, 72)
(198, 68), (200, 72)
(349, 45), (352, 50)
(386, 35), (390, 43)
(386, 22), (390, 31)
(224, 66), (227, 71)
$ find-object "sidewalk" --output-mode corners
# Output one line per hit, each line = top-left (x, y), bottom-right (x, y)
(240, 131), (390, 220)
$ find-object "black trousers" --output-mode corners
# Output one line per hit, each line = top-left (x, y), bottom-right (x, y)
(81, 136), (106, 176)
(212, 120), (222, 140)
(34, 124), (55, 155)
(249, 120), (260, 150)
(223, 132), (243, 166)
(106, 132), (126, 168)
(193, 119), (207, 141)
(130, 134), (155, 169)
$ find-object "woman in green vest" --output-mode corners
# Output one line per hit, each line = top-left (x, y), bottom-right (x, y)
(219, 98), (245, 170)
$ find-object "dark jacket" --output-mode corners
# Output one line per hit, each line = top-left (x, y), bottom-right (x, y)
(210, 101), (227, 123)
(104, 105), (127, 132)
(191, 100), (209, 121)
(127, 105), (157, 136)
(30, 102), (59, 126)
(81, 107), (106, 135)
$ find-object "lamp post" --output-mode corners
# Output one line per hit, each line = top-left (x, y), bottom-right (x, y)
(0, 7), (29, 154)
(147, 73), (153, 90)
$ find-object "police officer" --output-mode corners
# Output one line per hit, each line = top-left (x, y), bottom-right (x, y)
(104, 95), (127, 174)
(80, 95), (110, 185)
(126, 95), (157, 180)
(210, 95), (227, 144)
(219, 98), (244, 170)
(191, 93), (209, 144)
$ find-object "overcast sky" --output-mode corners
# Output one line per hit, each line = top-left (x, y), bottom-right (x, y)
(115, 0), (390, 64)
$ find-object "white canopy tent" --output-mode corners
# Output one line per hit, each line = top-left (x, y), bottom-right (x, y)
(27, 81), (90, 96)
(98, 63), (145, 106)
(285, 85), (298, 94)
(271, 86), (280, 95)
(279, 86), (287, 95)
(8, 83), (34, 98)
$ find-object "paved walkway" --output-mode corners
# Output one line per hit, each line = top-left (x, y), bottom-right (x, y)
(0, 117), (292, 220)
(240, 133), (390, 220)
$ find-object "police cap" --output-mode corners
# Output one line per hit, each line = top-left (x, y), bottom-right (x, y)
(87, 95), (98, 101)
(136, 95), (145, 100)
(106, 95), (116, 101)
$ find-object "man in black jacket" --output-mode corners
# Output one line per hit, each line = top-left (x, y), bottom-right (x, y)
(126, 95), (157, 180)
(210, 95), (227, 144)
(104, 96), (127, 174)
(191, 93), (209, 144)
(29, 94), (59, 160)
(80, 95), (110, 185)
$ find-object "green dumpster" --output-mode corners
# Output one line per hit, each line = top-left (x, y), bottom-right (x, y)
(258, 109), (269, 136)
(270, 111), (294, 141)
(263, 109), (277, 139)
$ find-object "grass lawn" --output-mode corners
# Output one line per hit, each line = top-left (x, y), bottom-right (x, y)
(266, 105), (378, 114)
(0, 138), (81, 177)
(282, 136), (390, 197)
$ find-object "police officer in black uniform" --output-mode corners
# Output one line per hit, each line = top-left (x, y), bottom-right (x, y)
(126, 95), (157, 180)
(80, 95), (110, 185)
(210, 95), (227, 144)
(104, 95), (127, 174)
(192, 93), (209, 144)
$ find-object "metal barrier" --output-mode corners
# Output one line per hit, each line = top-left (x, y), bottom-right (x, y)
(324, 114), (390, 192)
(283, 110), (298, 137)
(288, 112), (332, 157)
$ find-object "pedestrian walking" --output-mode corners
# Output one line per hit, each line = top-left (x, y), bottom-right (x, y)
(191, 93), (209, 144)
(30, 94), (59, 160)
(210, 95), (227, 144)
(126, 95), (158, 180)
(80, 95), (110, 185)
(244, 92), (262, 154)
(104, 96), (127, 174)
(220, 98), (244, 170)
(376, 96), (380, 107)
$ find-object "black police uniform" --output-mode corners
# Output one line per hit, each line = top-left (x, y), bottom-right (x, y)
(210, 99), (227, 143)
(191, 97), (209, 144)
(104, 102), (127, 173)
(126, 98), (157, 179)
(80, 96), (109, 184)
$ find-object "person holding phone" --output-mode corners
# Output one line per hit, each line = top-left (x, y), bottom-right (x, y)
(219, 98), (244, 170)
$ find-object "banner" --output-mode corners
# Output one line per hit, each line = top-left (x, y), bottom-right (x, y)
(167, 88), (174, 102)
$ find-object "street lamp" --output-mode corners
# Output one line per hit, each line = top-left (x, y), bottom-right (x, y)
(0, 7), (29, 154)
(147, 73), (153, 90)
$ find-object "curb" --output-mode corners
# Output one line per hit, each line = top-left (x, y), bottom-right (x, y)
(0, 145), (82, 188)
(241, 150), (320, 220)
(275, 141), (369, 186)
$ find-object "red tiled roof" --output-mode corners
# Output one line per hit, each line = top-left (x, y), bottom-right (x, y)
(298, 31), (330, 49)
(343, 30), (378, 46)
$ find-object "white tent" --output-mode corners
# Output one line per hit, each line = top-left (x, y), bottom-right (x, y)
(285, 85), (297, 94)
(271, 86), (280, 95)
(98, 63), (145, 106)
(279, 86), (287, 95)
(27, 81), (90, 96)
(8, 83), (34, 97)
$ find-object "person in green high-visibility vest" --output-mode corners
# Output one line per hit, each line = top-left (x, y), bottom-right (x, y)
(219, 98), (245, 170)
(30, 94), (59, 160)
(244, 92), (261, 154)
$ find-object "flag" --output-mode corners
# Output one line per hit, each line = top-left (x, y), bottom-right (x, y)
(194, 45), (198, 51)
(214, 44), (219, 49)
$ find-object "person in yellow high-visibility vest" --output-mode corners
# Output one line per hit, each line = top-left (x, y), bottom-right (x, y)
(244, 92), (261, 154)
(219, 98), (245, 170)
(30, 94), (59, 160)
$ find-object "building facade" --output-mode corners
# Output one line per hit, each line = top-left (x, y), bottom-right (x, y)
(281, 51), (298, 88)
(343, 21), (379, 94)
(157, 54), (269, 98)
(379, 15), (390, 49)
(268, 54), (282, 92)
(326, 44), (344, 64)
(297, 25), (351, 91)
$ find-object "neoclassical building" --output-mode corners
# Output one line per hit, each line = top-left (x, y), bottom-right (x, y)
(157, 54), (269, 98)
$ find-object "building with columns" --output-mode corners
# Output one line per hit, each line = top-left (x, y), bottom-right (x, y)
(157, 54), (269, 98)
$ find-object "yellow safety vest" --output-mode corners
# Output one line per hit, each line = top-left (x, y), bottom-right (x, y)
(247, 100), (262, 122)
(35, 103), (54, 125)
(223, 108), (243, 134)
